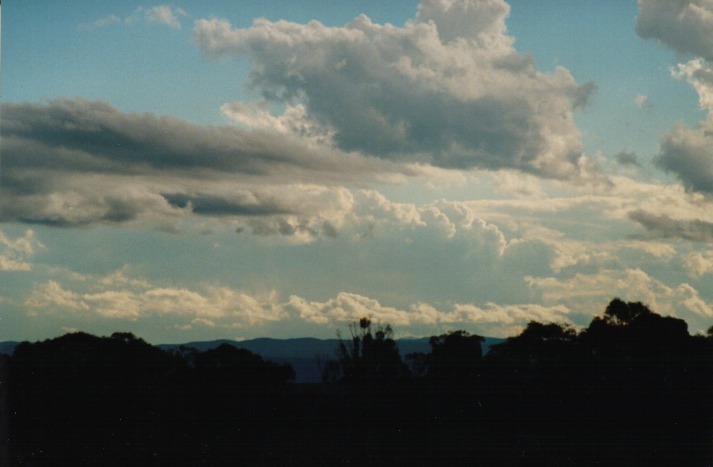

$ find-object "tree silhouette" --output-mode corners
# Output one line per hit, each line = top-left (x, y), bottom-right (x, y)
(325, 318), (409, 386)
(8, 333), (296, 466)
(406, 330), (484, 382)
(602, 297), (652, 325)
(5, 299), (713, 466)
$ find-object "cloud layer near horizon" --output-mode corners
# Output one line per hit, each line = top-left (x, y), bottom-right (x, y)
(14, 260), (713, 339)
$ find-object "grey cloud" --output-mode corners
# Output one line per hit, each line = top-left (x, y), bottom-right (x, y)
(162, 193), (292, 217)
(0, 98), (410, 228)
(636, 0), (713, 60)
(194, 1), (595, 180)
(629, 210), (713, 242)
(322, 220), (339, 238)
(653, 122), (713, 194)
(615, 151), (641, 167)
(2, 99), (327, 176)
(246, 217), (321, 238)
(4, 184), (179, 228)
(637, 0), (713, 195)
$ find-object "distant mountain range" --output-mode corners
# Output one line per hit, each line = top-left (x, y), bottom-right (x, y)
(0, 342), (19, 356)
(0, 337), (504, 383)
(158, 337), (504, 383)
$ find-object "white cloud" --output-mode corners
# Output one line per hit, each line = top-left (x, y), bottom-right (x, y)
(672, 59), (713, 111)
(81, 5), (188, 31)
(194, 0), (596, 179)
(144, 5), (188, 29)
(79, 14), (121, 31)
(682, 251), (713, 277)
(0, 229), (41, 271)
(26, 280), (90, 314)
(287, 293), (417, 326)
(286, 292), (572, 337)
(526, 268), (713, 329)
(633, 94), (652, 109)
(21, 265), (580, 337)
(0, 257), (33, 272)
(220, 102), (335, 147)
(83, 290), (142, 319)
(491, 170), (546, 198)
(25, 273), (285, 326)
(415, 0), (512, 47)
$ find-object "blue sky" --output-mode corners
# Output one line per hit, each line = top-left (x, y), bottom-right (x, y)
(3, 0), (713, 343)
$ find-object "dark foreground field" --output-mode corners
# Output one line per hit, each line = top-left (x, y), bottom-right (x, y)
(3, 299), (712, 466)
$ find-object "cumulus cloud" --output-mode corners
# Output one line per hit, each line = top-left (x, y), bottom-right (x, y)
(636, 0), (713, 60)
(637, 2), (713, 195)
(654, 60), (713, 195)
(653, 60), (713, 196)
(25, 275), (285, 326)
(286, 293), (572, 337)
(0, 229), (41, 271)
(526, 268), (713, 328)
(144, 5), (188, 29)
(0, 98), (411, 229)
(23, 266), (577, 337)
(654, 102), (713, 194)
(194, 0), (596, 179)
(673, 58), (713, 110)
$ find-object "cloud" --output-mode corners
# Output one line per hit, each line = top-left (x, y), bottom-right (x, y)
(23, 266), (576, 337)
(491, 170), (545, 198)
(0, 229), (41, 271)
(79, 14), (122, 31)
(1, 98), (412, 229)
(636, 2), (713, 195)
(526, 268), (713, 330)
(614, 151), (641, 167)
(673, 58), (713, 110)
(162, 193), (294, 217)
(220, 102), (335, 147)
(653, 84), (713, 194)
(0, 257), (33, 272)
(80, 5), (188, 30)
(144, 5), (188, 29)
(682, 251), (713, 277)
(633, 94), (653, 109)
(26, 276), (285, 326)
(286, 293), (572, 337)
(193, 0), (596, 179)
(628, 210), (713, 242)
(636, 0), (713, 60)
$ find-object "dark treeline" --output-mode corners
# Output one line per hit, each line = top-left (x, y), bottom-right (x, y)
(4, 298), (713, 466)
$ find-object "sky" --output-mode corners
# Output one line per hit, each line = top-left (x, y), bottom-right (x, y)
(3, 0), (713, 343)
